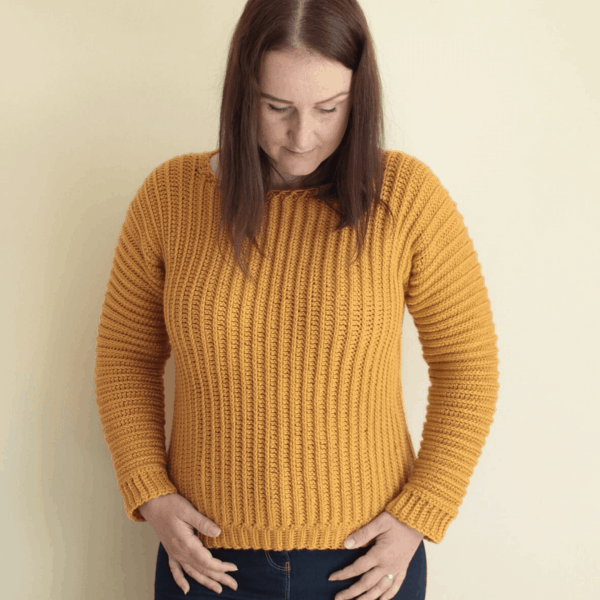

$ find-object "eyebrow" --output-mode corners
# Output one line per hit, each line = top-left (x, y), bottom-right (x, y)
(260, 91), (350, 105)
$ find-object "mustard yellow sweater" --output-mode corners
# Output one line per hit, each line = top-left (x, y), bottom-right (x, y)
(94, 149), (499, 550)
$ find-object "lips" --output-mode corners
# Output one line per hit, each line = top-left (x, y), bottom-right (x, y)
(287, 148), (313, 155)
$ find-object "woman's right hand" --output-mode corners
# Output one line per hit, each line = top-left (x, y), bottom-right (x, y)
(139, 493), (239, 595)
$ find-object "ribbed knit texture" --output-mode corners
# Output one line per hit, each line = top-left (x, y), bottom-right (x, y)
(94, 149), (499, 550)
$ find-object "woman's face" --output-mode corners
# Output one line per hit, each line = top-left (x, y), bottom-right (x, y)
(257, 49), (353, 189)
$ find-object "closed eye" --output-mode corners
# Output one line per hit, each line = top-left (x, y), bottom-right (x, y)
(268, 104), (337, 115)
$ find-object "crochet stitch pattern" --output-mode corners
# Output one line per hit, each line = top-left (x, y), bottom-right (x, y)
(94, 149), (499, 550)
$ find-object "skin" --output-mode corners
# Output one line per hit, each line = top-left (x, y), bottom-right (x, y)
(211, 48), (354, 189)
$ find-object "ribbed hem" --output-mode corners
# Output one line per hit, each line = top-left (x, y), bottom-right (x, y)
(197, 526), (382, 551)
(119, 468), (178, 522)
(384, 485), (457, 544)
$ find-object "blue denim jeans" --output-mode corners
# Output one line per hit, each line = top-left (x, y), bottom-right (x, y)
(154, 538), (426, 599)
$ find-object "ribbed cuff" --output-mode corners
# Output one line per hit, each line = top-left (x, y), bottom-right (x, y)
(384, 484), (457, 544)
(119, 468), (179, 522)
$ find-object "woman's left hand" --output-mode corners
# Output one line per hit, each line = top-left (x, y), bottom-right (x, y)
(328, 511), (424, 600)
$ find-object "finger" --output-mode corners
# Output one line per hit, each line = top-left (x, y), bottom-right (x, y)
(380, 580), (401, 600)
(179, 549), (239, 592)
(201, 548), (239, 573)
(168, 558), (191, 594)
(183, 536), (238, 573)
(171, 556), (232, 595)
(180, 560), (239, 593)
(377, 570), (405, 600)
(330, 553), (372, 580)
(169, 541), (238, 590)
(179, 562), (223, 595)
(334, 568), (392, 600)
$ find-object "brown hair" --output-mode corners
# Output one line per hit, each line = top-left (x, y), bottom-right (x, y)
(213, 0), (393, 281)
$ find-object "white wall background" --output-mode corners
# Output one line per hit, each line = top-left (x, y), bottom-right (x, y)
(2, 0), (599, 598)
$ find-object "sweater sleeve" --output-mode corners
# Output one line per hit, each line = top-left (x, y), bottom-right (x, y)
(94, 166), (177, 523)
(384, 165), (500, 543)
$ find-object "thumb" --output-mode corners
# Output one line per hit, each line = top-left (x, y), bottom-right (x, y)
(186, 506), (221, 537)
(344, 526), (364, 549)
(344, 518), (381, 549)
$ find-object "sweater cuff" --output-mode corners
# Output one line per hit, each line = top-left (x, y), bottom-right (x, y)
(119, 468), (179, 522)
(384, 484), (457, 544)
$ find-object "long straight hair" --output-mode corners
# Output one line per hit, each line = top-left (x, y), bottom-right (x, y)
(214, 0), (393, 281)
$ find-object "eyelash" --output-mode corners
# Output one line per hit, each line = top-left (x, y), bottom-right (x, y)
(268, 104), (337, 115)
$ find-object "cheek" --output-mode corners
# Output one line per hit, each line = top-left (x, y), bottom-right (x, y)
(258, 114), (279, 137)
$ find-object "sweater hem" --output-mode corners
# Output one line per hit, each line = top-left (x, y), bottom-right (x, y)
(197, 526), (381, 551)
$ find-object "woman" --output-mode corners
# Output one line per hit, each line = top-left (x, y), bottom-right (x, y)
(93, 1), (500, 598)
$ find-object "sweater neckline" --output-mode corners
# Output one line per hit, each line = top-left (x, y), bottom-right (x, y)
(204, 149), (324, 196)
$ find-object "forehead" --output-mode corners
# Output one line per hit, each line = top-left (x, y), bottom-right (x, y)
(260, 50), (352, 94)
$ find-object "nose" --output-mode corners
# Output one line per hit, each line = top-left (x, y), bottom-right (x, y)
(287, 114), (320, 153)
